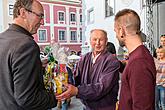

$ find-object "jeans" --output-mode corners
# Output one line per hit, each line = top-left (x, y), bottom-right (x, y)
(61, 100), (68, 110)
(155, 85), (165, 110)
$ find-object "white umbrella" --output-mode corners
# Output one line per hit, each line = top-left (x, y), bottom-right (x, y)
(67, 54), (81, 60)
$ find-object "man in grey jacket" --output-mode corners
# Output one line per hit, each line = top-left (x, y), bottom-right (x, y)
(0, 0), (57, 109)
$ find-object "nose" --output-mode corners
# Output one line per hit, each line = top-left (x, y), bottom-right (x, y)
(96, 39), (100, 44)
(40, 18), (44, 25)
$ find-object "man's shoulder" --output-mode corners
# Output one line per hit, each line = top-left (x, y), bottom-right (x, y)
(82, 52), (92, 58)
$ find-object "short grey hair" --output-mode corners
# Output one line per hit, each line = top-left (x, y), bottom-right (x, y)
(13, 0), (33, 19)
(90, 29), (108, 41)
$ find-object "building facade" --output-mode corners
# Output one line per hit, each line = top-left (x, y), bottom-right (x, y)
(1, 0), (165, 55)
(0, 0), (14, 32)
(36, 0), (82, 53)
(81, 0), (146, 55)
(81, 0), (165, 56)
(0, 0), (82, 54)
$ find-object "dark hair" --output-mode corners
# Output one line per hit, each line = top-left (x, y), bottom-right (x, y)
(107, 42), (116, 54)
(115, 9), (141, 34)
(13, 0), (33, 19)
(160, 34), (165, 38)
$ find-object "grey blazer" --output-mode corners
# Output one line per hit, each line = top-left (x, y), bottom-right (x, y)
(0, 24), (57, 110)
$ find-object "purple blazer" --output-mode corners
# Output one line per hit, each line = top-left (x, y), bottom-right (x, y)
(75, 50), (120, 110)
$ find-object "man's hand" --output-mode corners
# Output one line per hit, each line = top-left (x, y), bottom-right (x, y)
(56, 84), (78, 101)
(41, 57), (48, 67)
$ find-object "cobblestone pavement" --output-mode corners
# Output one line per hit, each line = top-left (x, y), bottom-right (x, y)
(52, 81), (121, 110)
(52, 97), (84, 110)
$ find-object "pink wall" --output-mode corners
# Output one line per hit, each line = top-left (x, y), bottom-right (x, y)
(79, 9), (82, 13)
(40, 26), (51, 42)
(70, 27), (77, 31)
(33, 26), (51, 43)
(54, 27), (66, 42)
(40, 1), (82, 7)
(53, 6), (66, 24)
(61, 44), (82, 52)
(43, 4), (50, 24)
(69, 7), (76, 12)
(69, 7), (77, 25)
(35, 1), (82, 52)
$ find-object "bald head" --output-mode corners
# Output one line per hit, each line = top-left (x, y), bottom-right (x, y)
(115, 9), (141, 35)
(90, 29), (108, 41)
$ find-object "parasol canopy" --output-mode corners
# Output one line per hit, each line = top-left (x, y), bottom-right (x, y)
(67, 54), (81, 60)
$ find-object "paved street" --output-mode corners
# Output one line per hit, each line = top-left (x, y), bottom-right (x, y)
(52, 81), (121, 110)
(52, 97), (84, 110)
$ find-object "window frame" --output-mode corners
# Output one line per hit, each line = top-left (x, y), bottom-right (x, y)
(58, 11), (65, 21)
(38, 29), (47, 42)
(80, 14), (82, 25)
(70, 12), (76, 22)
(105, 0), (114, 17)
(9, 4), (14, 16)
(87, 7), (94, 24)
(80, 30), (82, 41)
(58, 30), (66, 41)
(70, 30), (77, 41)
(80, 14), (82, 23)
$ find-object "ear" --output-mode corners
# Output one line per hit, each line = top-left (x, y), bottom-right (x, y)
(105, 41), (108, 47)
(19, 8), (26, 18)
(120, 26), (126, 38)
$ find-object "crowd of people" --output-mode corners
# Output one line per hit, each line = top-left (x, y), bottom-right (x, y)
(0, 0), (164, 110)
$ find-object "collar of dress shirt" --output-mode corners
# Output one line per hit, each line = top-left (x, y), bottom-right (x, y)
(92, 52), (101, 64)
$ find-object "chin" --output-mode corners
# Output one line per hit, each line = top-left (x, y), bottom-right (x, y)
(119, 42), (125, 47)
(31, 31), (37, 35)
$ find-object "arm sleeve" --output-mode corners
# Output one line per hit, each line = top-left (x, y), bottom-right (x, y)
(129, 60), (156, 110)
(77, 58), (120, 101)
(12, 41), (57, 110)
(74, 62), (81, 87)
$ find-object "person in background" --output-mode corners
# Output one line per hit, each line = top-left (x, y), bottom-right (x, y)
(106, 42), (116, 55)
(155, 46), (165, 110)
(0, 0), (57, 109)
(106, 42), (125, 73)
(114, 9), (156, 110)
(56, 29), (120, 110)
(160, 35), (165, 48)
(153, 34), (165, 58)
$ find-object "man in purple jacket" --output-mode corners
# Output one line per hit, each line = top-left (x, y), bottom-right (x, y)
(114, 9), (156, 110)
(56, 29), (120, 110)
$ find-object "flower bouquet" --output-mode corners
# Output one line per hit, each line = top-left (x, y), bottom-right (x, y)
(42, 43), (69, 94)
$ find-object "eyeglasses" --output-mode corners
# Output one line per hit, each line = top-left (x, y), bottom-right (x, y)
(25, 8), (44, 19)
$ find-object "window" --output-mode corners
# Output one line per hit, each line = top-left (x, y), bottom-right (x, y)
(80, 31), (82, 41)
(80, 14), (82, 23)
(70, 13), (76, 22)
(9, 4), (13, 15)
(87, 8), (94, 24)
(70, 31), (77, 41)
(58, 30), (66, 41)
(58, 12), (64, 21)
(140, 0), (145, 10)
(105, 0), (114, 17)
(38, 30), (47, 42)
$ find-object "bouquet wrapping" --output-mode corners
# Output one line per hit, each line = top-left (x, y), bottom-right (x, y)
(42, 43), (69, 94)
